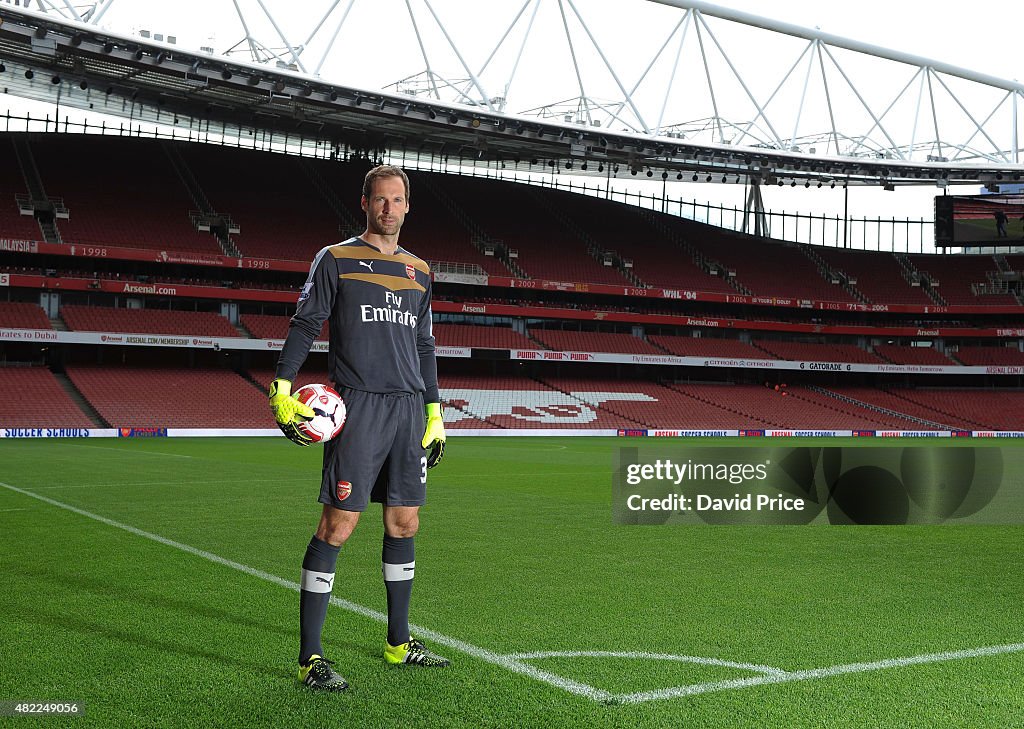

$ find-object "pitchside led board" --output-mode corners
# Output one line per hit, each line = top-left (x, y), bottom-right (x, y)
(613, 446), (1024, 525)
(934, 192), (1024, 246)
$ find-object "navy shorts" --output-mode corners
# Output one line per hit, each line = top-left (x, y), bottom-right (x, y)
(319, 387), (427, 512)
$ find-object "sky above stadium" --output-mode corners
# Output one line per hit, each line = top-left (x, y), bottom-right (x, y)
(96, 1), (1021, 86)
(3, 1), (1022, 249)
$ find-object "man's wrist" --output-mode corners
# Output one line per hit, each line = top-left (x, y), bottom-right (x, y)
(425, 402), (442, 418)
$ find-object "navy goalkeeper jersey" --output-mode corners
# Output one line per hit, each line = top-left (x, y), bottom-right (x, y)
(275, 237), (439, 403)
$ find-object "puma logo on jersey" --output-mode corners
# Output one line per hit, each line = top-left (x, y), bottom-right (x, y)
(359, 260), (374, 272)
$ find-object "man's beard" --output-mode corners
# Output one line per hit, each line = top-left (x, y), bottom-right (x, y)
(371, 216), (401, 235)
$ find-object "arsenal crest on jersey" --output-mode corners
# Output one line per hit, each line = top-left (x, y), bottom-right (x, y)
(405, 263), (416, 280)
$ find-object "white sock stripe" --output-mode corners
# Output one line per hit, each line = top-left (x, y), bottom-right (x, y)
(382, 561), (415, 581)
(300, 568), (335, 593)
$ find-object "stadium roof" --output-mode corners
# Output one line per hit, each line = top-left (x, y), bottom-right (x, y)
(2, 2), (1023, 189)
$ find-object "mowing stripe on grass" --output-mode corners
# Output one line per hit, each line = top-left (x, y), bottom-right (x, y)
(0, 480), (611, 703)
(615, 642), (1024, 703)
(63, 444), (195, 459)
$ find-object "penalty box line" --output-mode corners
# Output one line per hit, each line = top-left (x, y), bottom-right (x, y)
(5, 480), (1023, 705)
(0, 481), (610, 703)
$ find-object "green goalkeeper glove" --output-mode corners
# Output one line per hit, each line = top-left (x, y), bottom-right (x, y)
(269, 378), (315, 447)
(421, 402), (446, 469)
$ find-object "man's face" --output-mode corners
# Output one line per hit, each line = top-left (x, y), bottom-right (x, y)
(362, 176), (409, 237)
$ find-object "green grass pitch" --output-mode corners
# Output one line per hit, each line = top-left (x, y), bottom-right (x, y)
(1, 436), (1022, 728)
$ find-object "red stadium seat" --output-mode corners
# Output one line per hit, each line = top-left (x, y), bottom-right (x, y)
(61, 305), (238, 337)
(66, 365), (269, 428)
(0, 367), (93, 427)
(0, 302), (53, 330)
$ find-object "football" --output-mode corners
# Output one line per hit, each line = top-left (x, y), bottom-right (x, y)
(292, 383), (347, 443)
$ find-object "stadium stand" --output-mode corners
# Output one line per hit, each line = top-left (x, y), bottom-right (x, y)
(439, 376), (935, 430)
(29, 136), (221, 253)
(666, 383), (917, 429)
(881, 388), (1024, 430)
(0, 301), (53, 329)
(816, 247), (934, 306)
(433, 323), (537, 350)
(396, 180), (510, 276)
(542, 377), (730, 428)
(781, 385), (923, 428)
(528, 329), (663, 354)
(907, 254), (1018, 306)
(541, 190), (736, 294)
(430, 175), (631, 285)
(952, 345), (1024, 366)
(752, 340), (883, 363)
(648, 335), (772, 359)
(176, 144), (345, 261)
(439, 374), (647, 429)
(0, 140), (43, 242)
(1006, 255), (1024, 275)
(239, 313), (328, 341)
(0, 366), (93, 427)
(829, 387), (969, 429)
(689, 235), (856, 302)
(67, 366), (268, 427)
(247, 369), (280, 391)
(873, 344), (956, 366)
(61, 305), (238, 337)
(4, 136), (1024, 438)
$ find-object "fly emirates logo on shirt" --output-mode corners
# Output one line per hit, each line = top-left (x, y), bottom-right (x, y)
(360, 290), (418, 329)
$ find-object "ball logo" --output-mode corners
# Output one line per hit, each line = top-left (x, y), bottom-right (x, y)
(405, 264), (416, 280)
(336, 480), (352, 501)
(319, 395), (329, 405)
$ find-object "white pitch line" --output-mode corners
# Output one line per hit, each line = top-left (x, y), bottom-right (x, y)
(31, 479), (281, 490)
(613, 642), (1024, 704)
(0, 480), (610, 703)
(506, 650), (787, 676)
(60, 444), (195, 459)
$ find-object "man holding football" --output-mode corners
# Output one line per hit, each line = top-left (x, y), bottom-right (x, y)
(268, 164), (448, 691)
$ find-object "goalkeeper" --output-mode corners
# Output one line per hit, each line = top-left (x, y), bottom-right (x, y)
(270, 164), (448, 692)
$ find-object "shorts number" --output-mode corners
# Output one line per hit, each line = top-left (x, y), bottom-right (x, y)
(420, 456), (427, 484)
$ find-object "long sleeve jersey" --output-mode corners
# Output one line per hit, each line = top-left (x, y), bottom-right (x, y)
(275, 237), (439, 403)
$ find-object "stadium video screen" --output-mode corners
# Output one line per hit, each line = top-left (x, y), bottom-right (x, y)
(934, 193), (1024, 246)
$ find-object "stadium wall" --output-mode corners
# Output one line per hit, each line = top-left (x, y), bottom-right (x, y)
(4, 428), (1024, 439)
